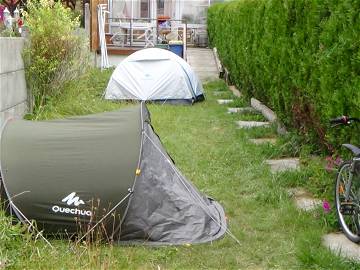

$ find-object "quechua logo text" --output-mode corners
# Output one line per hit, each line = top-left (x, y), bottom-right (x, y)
(51, 192), (92, 217)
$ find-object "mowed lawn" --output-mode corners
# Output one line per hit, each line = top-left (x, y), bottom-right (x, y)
(5, 69), (360, 269)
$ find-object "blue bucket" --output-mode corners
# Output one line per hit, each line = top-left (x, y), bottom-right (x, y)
(169, 41), (183, 58)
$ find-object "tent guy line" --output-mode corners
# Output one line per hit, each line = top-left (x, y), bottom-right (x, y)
(76, 189), (133, 245)
(10, 202), (54, 249)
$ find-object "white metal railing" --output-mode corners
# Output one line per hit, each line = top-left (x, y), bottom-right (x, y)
(106, 17), (187, 48)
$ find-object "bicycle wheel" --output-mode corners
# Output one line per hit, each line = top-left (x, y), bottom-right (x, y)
(335, 161), (360, 243)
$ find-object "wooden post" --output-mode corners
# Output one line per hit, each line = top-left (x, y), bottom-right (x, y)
(90, 0), (107, 51)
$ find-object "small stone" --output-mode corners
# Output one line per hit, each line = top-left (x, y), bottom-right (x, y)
(294, 196), (322, 211)
(236, 121), (270, 128)
(217, 99), (233, 105)
(249, 138), (277, 145)
(265, 158), (300, 172)
(323, 233), (360, 262)
(288, 188), (322, 211)
(227, 107), (257, 114)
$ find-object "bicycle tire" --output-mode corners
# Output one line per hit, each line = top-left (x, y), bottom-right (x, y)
(335, 161), (360, 243)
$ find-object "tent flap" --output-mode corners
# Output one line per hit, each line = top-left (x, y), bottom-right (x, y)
(120, 122), (226, 244)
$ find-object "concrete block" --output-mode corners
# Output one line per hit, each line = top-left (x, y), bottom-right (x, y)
(217, 99), (233, 105)
(295, 196), (322, 211)
(0, 71), (27, 111)
(249, 138), (277, 145)
(266, 158), (300, 172)
(0, 37), (26, 74)
(251, 97), (277, 122)
(287, 187), (322, 211)
(228, 107), (257, 114)
(213, 47), (223, 73)
(236, 121), (270, 128)
(323, 233), (360, 262)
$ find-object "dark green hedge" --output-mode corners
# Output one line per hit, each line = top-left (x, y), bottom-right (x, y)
(208, 0), (360, 151)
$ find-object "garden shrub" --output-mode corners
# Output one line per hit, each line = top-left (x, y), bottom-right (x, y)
(23, 0), (90, 114)
(208, 0), (360, 152)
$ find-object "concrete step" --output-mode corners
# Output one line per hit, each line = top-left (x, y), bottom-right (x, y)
(323, 233), (360, 262)
(228, 107), (258, 114)
(217, 99), (234, 105)
(266, 158), (300, 173)
(287, 188), (322, 211)
(236, 121), (271, 129)
(249, 138), (277, 145)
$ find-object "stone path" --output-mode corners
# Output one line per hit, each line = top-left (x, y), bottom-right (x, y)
(236, 121), (270, 129)
(218, 83), (360, 264)
(227, 107), (257, 114)
(287, 188), (322, 211)
(249, 138), (277, 145)
(217, 99), (233, 105)
(323, 233), (360, 262)
(265, 158), (300, 173)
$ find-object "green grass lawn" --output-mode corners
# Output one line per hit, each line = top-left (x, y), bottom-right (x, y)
(3, 69), (360, 269)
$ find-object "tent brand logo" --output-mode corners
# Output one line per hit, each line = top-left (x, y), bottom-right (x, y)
(62, 192), (85, 206)
(51, 192), (92, 217)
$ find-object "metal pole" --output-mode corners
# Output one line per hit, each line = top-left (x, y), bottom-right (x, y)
(130, 0), (134, 46)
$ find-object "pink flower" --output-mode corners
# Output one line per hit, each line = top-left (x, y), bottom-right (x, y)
(325, 156), (343, 172)
(322, 200), (331, 213)
(334, 156), (343, 166)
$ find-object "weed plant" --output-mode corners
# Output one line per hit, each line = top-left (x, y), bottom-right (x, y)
(23, 0), (91, 115)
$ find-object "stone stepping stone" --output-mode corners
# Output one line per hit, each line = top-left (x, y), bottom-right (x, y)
(213, 91), (224, 96)
(287, 188), (322, 211)
(217, 99), (233, 105)
(227, 107), (257, 114)
(229, 85), (242, 97)
(236, 121), (270, 129)
(266, 158), (300, 173)
(249, 138), (277, 145)
(323, 233), (360, 262)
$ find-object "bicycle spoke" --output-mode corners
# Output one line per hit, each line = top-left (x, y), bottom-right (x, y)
(335, 162), (360, 242)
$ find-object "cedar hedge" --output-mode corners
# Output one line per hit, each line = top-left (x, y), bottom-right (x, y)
(208, 0), (360, 152)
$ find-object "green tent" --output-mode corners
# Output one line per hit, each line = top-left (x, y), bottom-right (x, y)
(0, 104), (226, 244)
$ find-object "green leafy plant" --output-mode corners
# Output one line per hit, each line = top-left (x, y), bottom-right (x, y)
(23, 0), (90, 115)
(0, 209), (35, 268)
